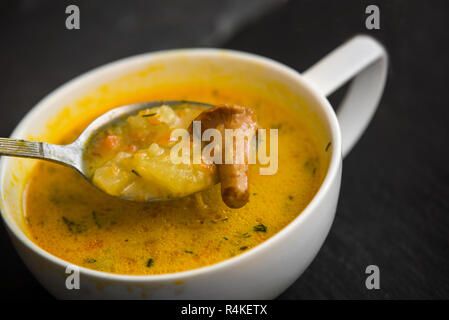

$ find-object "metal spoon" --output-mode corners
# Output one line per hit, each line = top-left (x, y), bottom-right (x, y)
(0, 100), (214, 200)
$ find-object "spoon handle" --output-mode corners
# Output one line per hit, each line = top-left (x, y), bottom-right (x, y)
(0, 138), (44, 159)
(0, 138), (82, 171)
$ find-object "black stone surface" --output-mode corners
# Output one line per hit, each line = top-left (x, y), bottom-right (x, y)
(0, 0), (448, 299)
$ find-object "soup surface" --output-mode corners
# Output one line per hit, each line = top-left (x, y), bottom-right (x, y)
(24, 71), (330, 275)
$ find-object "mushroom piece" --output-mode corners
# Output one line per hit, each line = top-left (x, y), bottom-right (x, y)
(189, 104), (257, 208)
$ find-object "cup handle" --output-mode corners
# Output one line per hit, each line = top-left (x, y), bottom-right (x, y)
(302, 34), (388, 158)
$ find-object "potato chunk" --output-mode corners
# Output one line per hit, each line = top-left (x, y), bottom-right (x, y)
(131, 149), (217, 198)
(92, 163), (132, 196)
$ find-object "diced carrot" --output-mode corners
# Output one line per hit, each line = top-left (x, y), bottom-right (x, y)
(104, 135), (120, 150)
(156, 134), (172, 146)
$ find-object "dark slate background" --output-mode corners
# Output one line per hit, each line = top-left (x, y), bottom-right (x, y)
(0, 0), (448, 299)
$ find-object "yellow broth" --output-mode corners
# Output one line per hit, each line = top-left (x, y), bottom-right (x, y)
(24, 80), (330, 275)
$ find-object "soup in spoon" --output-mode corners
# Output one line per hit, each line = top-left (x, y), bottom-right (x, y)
(84, 103), (218, 202)
(84, 102), (257, 209)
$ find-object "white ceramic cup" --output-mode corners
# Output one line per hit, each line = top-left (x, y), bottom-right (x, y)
(0, 35), (387, 299)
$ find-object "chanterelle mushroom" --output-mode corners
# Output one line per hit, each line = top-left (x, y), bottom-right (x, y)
(189, 104), (257, 208)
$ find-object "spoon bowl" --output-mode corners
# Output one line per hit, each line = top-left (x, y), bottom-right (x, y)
(0, 100), (214, 201)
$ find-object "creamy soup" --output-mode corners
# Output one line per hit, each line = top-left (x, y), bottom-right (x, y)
(24, 72), (330, 275)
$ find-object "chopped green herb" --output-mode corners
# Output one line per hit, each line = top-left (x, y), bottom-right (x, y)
(146, 258), (154, 267)
(240, 246), (248, 251)
(131, 169), (141, 177)
(304, 158), (319, 175)
(85, 258), (97, 263)
(253, 193), (258, 196)
(325, 141), (332, 151)
(288, 195), (294, 200)
(223, 237), (228, 240)
(142, 113), (157, 118)
(92, 211), (102, 228)
(241, 232), (252, 238)
(253, 223), (267, 232)
(62, 216), (85, 234)
(184, 250), (194, 254)
(211, 217), (229, 224)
